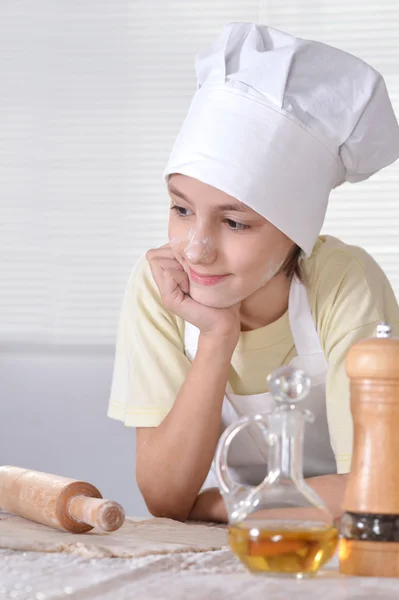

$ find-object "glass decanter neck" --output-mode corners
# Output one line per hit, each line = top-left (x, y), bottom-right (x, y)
(267, 409), (305, 484)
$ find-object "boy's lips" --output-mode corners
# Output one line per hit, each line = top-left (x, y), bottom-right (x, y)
(189, 268), (229, 286)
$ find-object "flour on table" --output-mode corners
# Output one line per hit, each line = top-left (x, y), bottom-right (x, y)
(0, 510), (227, 559)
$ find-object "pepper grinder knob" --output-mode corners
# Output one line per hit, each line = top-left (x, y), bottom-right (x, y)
(267, 365), (312, 405)
(376, 322), (392, 338)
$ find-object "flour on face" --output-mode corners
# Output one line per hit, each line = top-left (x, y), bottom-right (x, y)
(170, 228), (215, 263)
(259, 255), (286, 286)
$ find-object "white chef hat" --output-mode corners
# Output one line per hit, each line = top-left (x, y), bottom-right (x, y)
(163, 22), (399, 257)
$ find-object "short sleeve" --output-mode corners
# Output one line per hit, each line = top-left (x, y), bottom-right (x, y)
(310, 242), (399, 474)
(107, 255), (190, 427)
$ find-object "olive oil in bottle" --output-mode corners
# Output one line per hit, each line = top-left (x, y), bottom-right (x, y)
(215, 366), (340, 577)
(229, 520), (338, 576)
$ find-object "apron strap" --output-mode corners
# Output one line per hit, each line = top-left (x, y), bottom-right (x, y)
(288, 276), (328, 368)
(184, 321), (200, 353)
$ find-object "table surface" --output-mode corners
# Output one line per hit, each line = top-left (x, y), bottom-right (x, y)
(2, 528), (399, 599)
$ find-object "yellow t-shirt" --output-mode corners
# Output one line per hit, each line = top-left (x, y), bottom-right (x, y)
(107, 235), (399, 474)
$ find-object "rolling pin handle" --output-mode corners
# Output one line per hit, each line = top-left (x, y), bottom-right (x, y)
(68, 495), (125, 533)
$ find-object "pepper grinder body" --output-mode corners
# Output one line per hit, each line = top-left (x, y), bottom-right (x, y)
(339, 325), (399, 577)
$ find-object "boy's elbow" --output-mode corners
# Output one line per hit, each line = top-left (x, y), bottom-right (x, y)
(138, 482), (193, 522)
(147, 502), (191, 522)
(136, 467), (197, 522)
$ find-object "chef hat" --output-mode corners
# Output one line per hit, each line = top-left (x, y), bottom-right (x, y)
(163, 22), (399, 257)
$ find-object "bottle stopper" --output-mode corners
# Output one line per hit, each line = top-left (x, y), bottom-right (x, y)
(267, 366), (312, 405)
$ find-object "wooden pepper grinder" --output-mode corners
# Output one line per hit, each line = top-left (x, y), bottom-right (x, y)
(339, 322), (399, 577)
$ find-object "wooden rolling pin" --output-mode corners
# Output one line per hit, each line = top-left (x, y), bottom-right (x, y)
(0, 466), (125, 534)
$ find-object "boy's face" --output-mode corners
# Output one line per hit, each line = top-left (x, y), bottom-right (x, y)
(167, 174), (294, 308)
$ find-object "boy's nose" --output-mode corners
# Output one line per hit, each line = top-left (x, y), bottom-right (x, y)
(183, 229), (216, 264)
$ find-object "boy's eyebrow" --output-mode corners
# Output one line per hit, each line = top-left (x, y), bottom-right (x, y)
(168, 184), (247, 213)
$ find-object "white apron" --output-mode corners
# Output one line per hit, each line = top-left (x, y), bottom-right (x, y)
(184, 277), (337, 490)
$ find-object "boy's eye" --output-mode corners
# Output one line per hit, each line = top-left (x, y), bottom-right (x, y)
(171, 205), (192, 217)
(225, 219), (250, 231)
(171, 206), (250, 231)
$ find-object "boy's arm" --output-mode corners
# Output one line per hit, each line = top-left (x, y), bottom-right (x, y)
(188, 473), (348, 523)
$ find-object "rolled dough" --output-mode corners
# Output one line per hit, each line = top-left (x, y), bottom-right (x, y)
(0, 510), (227, 559)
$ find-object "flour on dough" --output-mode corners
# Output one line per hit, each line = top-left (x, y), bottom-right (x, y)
(0, 510), (227, 559)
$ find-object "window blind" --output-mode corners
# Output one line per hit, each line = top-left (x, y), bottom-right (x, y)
(1, 1), (398, 346)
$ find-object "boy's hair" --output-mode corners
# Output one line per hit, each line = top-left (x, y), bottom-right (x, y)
(279, 244), (303, 282)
